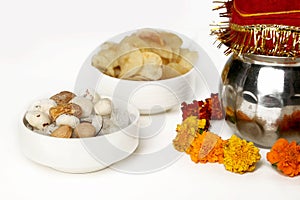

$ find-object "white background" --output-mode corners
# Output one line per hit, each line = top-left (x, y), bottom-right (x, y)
(1, 0), (300, 199)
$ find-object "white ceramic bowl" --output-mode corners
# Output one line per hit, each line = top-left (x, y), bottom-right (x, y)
(95, 68), (196, 114)
(77, 28), (200, 114)
(19, 98), (140, 173)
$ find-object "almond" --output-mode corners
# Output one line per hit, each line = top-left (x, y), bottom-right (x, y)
(50, 91), (76, 105)
(50, 125), (72, 138)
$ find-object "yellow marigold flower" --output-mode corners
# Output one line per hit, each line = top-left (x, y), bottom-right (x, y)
(223, 135), (261, 174)
(173, 116), (199, 152)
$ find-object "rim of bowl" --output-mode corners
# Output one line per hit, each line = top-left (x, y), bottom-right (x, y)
(237, 53), (300, 67)
(21, 99), (140, 141)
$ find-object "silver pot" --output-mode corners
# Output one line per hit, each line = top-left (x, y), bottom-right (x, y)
(221, 54), (300, 148)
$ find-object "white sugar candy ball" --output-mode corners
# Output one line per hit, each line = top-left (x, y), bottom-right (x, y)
(94, 98), (112, 116)
(55, 114), (80, 128)
(25, 110), (51, 130)
(81, 89), (101, 104)
(70, 96), (93, 118)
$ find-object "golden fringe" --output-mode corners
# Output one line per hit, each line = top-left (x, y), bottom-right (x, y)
(213, 23), (300, 57)
(211, 0), (300, 58)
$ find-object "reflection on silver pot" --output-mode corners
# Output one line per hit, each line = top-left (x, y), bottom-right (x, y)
(221, 54), (300, 148)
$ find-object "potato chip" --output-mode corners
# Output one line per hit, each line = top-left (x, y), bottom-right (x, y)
(105, 65), (115, 77)
(91, 29), (198, 81)
(160, 31), (183, 51)
(119, 50), (144, 79)
(155, 31), (182, 61)
(106, 64), (122, 77)
(127, 52), (163, 81)
(117, 41), (137, 56)
(113, 66), (121, 78)
(137, 64), (162, 81)
(142, 52), (162, 65)
(178, 48), (198, 69)
(91, 51), (110, 71)
(119, 35), (148, 49)
(100, 41), (118, 50)
(136, 29), (174, 60)
(166, 62), (191, 75)
(161, 65), (182, 79)
(151, 48), (173, 60)
(136, 28), (164, 46)
(92, 42), (119, 72)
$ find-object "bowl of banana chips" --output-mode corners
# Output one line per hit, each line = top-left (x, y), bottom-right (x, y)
(88, 28), (200, 114)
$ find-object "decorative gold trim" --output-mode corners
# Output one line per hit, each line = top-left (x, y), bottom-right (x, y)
(214, 23), (300, 57)
(230, 24), (300, 33)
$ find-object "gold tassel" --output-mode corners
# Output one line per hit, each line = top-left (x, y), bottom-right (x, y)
(212, 22), (300, 57)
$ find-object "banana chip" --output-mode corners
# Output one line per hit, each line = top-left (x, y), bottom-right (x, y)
(91, 29), (198, 81)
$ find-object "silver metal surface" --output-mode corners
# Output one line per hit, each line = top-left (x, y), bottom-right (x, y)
(221, 54), (300, 148)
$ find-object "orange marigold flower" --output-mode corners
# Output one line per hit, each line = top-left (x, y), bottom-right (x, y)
(267, 138), (300, 177)
(223, 135), (261, 174)
(185, 131), (225, 164)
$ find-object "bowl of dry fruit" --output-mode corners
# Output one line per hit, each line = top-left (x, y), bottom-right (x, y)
(20, 89), (140, 173)
(79, 28), (201, 114)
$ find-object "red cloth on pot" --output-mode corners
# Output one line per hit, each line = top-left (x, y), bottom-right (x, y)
(231, 0), (300, 27)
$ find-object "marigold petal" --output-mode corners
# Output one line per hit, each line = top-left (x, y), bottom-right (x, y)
(223, 135), (261, 174)
(267, 138), (300, 177)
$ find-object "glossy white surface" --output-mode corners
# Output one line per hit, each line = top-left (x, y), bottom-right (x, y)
(2, 0), (299, 200)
